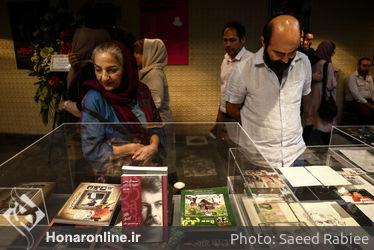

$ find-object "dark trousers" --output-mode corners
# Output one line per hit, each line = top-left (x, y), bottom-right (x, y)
(347, 100), (374, 124)
(303, 125), (331, 145)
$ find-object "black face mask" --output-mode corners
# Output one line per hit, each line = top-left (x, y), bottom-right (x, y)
(263, 47), (293, 80)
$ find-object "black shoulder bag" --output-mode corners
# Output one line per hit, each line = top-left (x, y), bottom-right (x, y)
(318, 62), (338, 122)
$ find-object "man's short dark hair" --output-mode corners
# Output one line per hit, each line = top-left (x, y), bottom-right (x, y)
(222, 21), (246, 39)
(262, 13), (301, 46)
(141, 176), (162, 193)
(303, 29), (313, 36)
(358, 57), (371, 65)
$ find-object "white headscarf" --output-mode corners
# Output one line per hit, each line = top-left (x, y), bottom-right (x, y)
(139, 38), (168, 79)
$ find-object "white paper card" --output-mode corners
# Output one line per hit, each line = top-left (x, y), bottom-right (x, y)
(279, 167), (321, 187)
(50, 54), (71, 72)
(356, 204), (374, 223)
(305, 165), (351, 186)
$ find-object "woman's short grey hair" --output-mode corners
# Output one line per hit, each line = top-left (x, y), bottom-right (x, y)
(92, 41), (123, 66)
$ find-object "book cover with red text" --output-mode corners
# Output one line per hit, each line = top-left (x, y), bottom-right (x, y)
(121, 166), (168, 226)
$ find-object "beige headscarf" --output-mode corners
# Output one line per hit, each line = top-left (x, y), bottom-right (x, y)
(139, 39), (168, 79)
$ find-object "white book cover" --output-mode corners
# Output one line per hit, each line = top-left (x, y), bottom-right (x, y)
(122, 166), (168, 172)
(279, 167), (321, 187)
(305, 165), (351, 186)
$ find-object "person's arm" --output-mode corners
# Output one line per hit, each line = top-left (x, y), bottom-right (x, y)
(226, 102), (241, 123)
(225, 64), (246, 123)
(326, 63), (337, 90)
(82, 98), (146, 166)
(369, 76), (374, 102)
(59, 100), (81, 118)
(303, 56), (312, 96)
(67, 53), (81, 88)
(112, 143), (144, 158)
(81, 94), (113, 165)
(131, 134), (159, 162)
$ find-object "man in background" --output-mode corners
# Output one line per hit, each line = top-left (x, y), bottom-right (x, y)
(298, 29), (315, 62)
(345, 57), (374, 124)
(210, 21), (252, 139)
(225, 15), (311, 167)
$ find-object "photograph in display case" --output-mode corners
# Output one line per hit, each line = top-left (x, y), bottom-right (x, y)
(54, 183), (121, 226)
(336, 187), (374, 204)
(342, 168), (366, 175)
(338, 172), (365, 186)
(181, 187), (236, 226)
(243, 169), (285, 189)
(300, 201), (359, 226)
(252, 192), (298, 223)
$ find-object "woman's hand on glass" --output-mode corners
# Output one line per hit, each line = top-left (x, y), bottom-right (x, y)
(112, 143), (143, 158)
(132, 144), (158, 162)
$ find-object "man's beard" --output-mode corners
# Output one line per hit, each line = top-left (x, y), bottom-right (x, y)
(143, 215), (161, 226)
(263, 47), (293, 78)
(358, 70), (369, 77)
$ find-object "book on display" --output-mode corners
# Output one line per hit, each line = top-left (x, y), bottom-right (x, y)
(54, 182), (120, 226)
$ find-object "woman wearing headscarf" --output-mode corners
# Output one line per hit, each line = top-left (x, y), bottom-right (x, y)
(81, 41), (165, 173)
(133, 39), (172, 122)
(302, 40), (337, 145)
(59, 6), (111, 120)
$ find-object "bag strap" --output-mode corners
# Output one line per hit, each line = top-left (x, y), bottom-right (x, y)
(321, 61), (329, 101)
(83, 107), (130, 140)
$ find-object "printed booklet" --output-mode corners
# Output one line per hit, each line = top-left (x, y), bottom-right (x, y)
(54, 182), (121, 226)
(181, 187), (236, 226)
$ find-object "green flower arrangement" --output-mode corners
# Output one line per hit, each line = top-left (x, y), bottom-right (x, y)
(28, 1), (80, 125)
(29, 42), (70, 125)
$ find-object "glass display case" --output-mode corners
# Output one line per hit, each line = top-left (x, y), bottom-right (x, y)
(331, 125), (374, 147)
(0, 122), (271, 228)
(331, 126), (374, 186)
(1, 123), (374, 248)
(227, 147), (314, 227)
(287, 146), (374, 226)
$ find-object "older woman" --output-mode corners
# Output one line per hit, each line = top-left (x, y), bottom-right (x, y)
(133, 39), (172, 122)
(81, 41), (165, 172)
(302, 40), (337, 145)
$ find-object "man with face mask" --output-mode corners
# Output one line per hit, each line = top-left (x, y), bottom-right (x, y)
(225, 14), (312, 168)
(345, 57), (374, 124)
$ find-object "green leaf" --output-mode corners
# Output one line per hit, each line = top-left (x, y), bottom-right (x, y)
(40, 47), (54, 58)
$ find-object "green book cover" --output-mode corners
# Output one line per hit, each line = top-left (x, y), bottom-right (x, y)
(181, 187), (236, 226)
